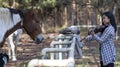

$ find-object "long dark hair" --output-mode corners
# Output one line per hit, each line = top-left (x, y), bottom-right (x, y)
(102, 11), (117, 32)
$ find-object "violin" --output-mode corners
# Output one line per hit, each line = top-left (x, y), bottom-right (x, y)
(88, 25), (108, 35)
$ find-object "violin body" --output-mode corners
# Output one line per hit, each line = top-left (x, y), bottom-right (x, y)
(88, 25), (108, 35)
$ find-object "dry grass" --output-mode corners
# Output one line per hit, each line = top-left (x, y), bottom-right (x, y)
(4, 33), (120, 67)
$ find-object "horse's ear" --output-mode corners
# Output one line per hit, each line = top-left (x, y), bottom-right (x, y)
(21, 9), (39, 16)
(29, 8), (39, 14)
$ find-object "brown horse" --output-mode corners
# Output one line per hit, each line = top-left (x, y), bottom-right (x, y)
(0, 8), (43, 47)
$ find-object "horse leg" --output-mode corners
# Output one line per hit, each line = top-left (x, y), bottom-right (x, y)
(14, 29), (22, 46)
(11, 39), (17, 61)
(6, 38), (12, 60)
(7, 34), (13, 59)
(7, 33), (17, 61)
(13, 29), (22, 61)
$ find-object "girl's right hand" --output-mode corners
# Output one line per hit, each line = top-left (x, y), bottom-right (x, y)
(80, 36), (86, 42)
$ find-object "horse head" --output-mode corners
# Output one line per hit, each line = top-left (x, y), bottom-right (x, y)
(0, 8), (43, 47)
(20, 9), (43, 44)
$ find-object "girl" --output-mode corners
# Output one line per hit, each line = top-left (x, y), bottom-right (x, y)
(82, 11), (117, 67)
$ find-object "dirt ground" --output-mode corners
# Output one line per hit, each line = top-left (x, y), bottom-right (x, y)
(2, 33), (120, 67)
(4, 33), (56, 67)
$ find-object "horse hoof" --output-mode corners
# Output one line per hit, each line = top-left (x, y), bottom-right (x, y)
(9, 56), (12, 59)
(12, 58), (17, 61)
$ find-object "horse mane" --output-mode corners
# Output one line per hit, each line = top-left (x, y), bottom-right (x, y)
(8, 8), (39, 20)
(8, 8), (24, 20)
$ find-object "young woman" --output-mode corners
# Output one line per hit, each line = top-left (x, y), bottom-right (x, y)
(82, 11), (117, 67)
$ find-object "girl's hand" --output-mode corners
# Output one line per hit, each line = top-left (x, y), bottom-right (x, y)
(80, 36), (86, 42)
(80, 38), (85, 42)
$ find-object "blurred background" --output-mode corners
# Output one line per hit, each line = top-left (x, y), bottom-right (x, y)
(0, 0), (120, 67)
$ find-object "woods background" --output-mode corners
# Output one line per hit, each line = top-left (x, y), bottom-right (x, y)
(0, 0), (120, 35)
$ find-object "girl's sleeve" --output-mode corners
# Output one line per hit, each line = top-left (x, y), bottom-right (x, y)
(85, 33), (100, 42)
(93, 26), (114, 43)
(85, 35), (94, 41)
